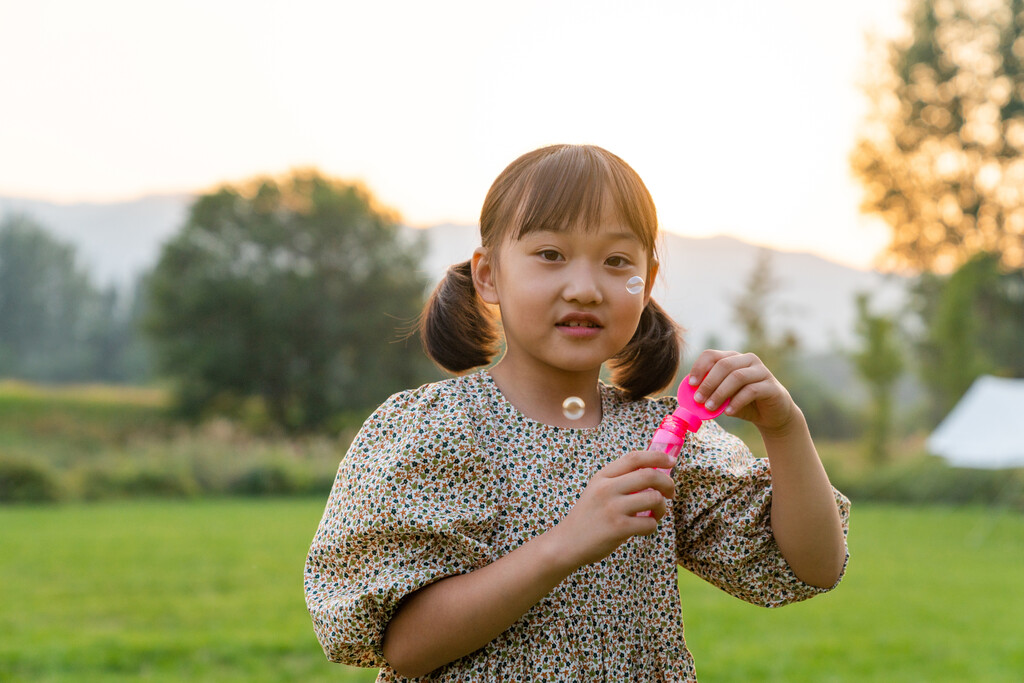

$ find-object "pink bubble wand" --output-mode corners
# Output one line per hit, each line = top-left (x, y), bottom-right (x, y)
(637, 375), (729, 516)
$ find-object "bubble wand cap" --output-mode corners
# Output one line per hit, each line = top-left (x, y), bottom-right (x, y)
(673, 374), (729, 432)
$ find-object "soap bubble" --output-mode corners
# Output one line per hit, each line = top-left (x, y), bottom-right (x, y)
(561, 396), (586, 420)
(625, 276), (645, 295)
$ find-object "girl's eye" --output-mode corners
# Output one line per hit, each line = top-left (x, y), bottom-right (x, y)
(539, 250), (563, 262)
(605, 255), (631, 268)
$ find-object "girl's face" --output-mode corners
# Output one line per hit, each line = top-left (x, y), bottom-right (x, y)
(472, 205), (656, 382)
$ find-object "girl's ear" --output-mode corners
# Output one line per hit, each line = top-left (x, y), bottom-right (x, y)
(643, 259), (660, 305)
(471, 246), (499, 305)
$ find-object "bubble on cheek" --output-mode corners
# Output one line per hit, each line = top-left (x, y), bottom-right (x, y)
(561, 396), (586, 420)
(625, 276), (645, 295)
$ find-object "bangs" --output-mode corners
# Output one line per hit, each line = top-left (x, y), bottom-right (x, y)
(483, 145), (658, 256)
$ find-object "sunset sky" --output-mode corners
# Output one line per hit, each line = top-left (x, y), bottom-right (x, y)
(0, 0), (907, 269)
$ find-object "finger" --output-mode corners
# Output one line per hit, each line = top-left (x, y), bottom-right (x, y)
(622, 512), (662, 536)
(693, 352), (760, 408)
(599, 449), (677, 479)
(688, 349), (738, 387)
(612, 467), (676, 499)
(704, 361), (773, 412)
(623, 489), (670, 520)
(723, 376), (788, 417)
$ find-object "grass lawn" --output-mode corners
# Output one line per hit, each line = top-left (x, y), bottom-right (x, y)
(1, 499), (1021, 682)
(677, 505), (1024, 682)
(0, 499), (373, 683)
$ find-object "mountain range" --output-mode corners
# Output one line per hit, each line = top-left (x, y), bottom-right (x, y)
(0, 194), (907, 354)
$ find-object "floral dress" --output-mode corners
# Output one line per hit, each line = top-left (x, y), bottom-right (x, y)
(305, 371), (850, 681)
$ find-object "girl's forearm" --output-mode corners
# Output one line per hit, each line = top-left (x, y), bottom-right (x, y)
(760, 409), (846, 589)
(382, 526), (577, 678)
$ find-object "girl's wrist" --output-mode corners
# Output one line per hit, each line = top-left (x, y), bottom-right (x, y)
(756, 406), (809, 444)
(537, 521), (586, 577)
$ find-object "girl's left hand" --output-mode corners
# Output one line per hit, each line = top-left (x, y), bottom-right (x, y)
(688, 349), (798, 435)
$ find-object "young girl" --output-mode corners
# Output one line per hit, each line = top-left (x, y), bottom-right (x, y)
(305, 144), (850, 681)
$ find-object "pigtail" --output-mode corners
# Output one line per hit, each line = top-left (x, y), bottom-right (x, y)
(608, 298), (682, 400)
(419, 260), (500, 373)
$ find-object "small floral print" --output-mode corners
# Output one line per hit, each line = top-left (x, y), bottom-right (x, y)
(305, 371), (850, 682)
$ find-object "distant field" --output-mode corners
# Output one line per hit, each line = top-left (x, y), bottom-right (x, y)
(1, 500), (1021, 682)
(3, 379), (1022, 509)
(0, 381), (345, 502)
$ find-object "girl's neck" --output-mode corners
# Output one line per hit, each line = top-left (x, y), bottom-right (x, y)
(488, 360), (603, 428)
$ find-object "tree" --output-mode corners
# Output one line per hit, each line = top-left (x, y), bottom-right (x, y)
(851, 293), (905, 463)
(732, 249), (799, 376)
(729, 251), (857, 440)
(146, 170), (436, 431)
(82, 277), (153, 384)
(0, 214), (149, 383)
(0, 215), (104, 381)
(852, 0), (1024, 272)
(911, 251), (1024, 423)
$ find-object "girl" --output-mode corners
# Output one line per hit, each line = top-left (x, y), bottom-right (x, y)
(305, 144), (849, 681)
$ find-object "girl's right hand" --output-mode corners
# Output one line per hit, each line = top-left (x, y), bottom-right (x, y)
(554, 450), (676, 568)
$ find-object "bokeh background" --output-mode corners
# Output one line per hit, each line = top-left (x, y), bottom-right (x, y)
(1, 1), (1022, 681)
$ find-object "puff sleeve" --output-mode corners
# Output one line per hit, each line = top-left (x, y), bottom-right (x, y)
(674, 421), (850, 608)
(304, 384), (498, 667)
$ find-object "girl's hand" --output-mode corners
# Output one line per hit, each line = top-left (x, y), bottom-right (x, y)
(554, 450), (676, 568)
(688, 349), (799, 436)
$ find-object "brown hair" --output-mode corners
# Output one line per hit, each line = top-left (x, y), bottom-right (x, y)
(420, 144), (681, 399)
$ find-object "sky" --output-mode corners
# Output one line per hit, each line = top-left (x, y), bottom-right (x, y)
(0, 0), (908, 270)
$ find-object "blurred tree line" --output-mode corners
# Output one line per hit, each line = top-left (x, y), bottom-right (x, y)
(0, 172), (440, 432)
(6, 0), (1024, 443)
(0, 215), (149, 383)
(849, 0), (1024, 460)
(727, 249), (862, 442)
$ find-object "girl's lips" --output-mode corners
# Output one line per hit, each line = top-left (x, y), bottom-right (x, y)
(557, 323), (602, 338)
(556, 314), (603, 338)
(557, 313), (602, 327)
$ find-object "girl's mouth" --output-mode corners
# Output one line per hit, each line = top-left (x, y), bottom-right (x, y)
(556, 315), (603, 337)
(556, 312), (602, 328)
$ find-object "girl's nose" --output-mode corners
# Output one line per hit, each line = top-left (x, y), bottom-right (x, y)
(562, 263), (603, 304)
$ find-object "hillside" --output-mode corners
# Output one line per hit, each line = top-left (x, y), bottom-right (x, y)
(0, 195), (908, 353)
(0, 194), (190, 286)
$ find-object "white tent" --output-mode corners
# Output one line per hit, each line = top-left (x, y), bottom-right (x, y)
(926, 375), (1024, 469)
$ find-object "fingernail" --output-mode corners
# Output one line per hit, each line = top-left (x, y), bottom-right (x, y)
(693, 392), (704, 403)
(688, 375), (698, 385)
(705, 400), (716, 411)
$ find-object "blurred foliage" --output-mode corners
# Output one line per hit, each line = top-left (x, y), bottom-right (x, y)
(2, 381), (1021, 510)
(731, 249), (800, 376)
(0, 215), (149, 383)
(833, 453), (1024, 510)
(909, 251), (1024, 424)
(852, 293), (905, 463)
(146, 169), (439, 432)
(852, 0), (1024, 272)
(0, 382), (346, 503)
(0, 455), (63, 503)
(729, 250), (860, 440)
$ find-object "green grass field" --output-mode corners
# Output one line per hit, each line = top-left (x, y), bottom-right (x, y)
(1, 500), (1021, 682)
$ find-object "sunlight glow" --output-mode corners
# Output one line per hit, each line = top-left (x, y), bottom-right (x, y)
(0, 0), (906, 269)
